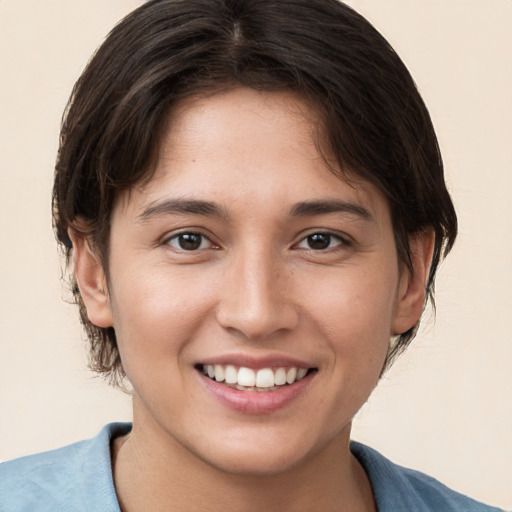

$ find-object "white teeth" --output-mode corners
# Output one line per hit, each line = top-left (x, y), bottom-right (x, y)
(256, 368), (274, 388)
(225, 365), (238, 384)
(238, 367), (256, 387)
(214, 364), (225, 382)
(274, 367), (287, 386)
(202, 364), (311, 389)
(286, 367), (297, 384)
(296, 368), (308, 381)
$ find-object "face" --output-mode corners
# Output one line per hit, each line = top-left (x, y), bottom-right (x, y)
(77, 87), (429, 476)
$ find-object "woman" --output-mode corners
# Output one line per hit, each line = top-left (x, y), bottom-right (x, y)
(0, 1), (505, 510)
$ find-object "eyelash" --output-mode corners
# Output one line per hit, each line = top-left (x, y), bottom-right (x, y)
(164, 230), (350, 253)
(294, 232), (350, 251)
(165, 231), (217, 251)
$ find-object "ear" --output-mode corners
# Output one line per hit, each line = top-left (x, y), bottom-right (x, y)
(68, 229), (113, 328)
(392, 230), (435, 335)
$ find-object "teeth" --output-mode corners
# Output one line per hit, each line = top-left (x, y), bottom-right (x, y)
(202, 364), (310, 389)
(225, 365), (238, 384)
(238, 367), (256, 387)
(274, 367), (287, 386)
(296, 368), (308, 381)
(255, 368), (274, 388)
(286, 367), (297, 384)
(214, 364), (225, 382)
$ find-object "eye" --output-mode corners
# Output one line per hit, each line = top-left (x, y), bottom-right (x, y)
(296, 232), (346, 251)
(166, 232), (214, 251)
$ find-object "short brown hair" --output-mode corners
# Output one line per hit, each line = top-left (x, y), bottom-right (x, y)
(53, 0), (457, 384)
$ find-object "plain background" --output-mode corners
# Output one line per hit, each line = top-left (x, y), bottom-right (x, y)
(0, 1), (510, 509)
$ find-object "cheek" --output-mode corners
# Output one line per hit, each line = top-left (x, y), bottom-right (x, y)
(299, 262), (397, 363)
(108, 264), (216, 374)
(303, 262), (398, 327)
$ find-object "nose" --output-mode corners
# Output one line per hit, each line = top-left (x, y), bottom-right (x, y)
(216, 248), (299, 340)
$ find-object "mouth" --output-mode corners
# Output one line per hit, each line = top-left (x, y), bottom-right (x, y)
(196, 364), (316, 392)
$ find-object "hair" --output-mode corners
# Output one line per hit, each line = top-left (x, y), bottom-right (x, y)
(53, 0), (457, 385)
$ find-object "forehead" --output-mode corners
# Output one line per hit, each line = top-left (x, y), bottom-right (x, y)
(161, 87), (324, 170)
(116, 87), (390, 224)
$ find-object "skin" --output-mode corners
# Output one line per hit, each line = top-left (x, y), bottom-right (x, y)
(71, 88), (433, 512)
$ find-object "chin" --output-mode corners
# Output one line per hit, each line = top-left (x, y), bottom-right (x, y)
(199, 444), (308, 477)
(186, 423), (342, 478)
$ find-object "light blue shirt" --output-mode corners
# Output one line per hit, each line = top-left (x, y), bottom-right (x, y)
(0, 423), (505, 511)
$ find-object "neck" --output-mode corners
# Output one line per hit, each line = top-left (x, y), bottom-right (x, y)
(112, 413), (375, 512)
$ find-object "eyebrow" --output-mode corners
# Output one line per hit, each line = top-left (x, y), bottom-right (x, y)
(289, 200), (373, 221)
(137, 199), (230, 222)
(137, 198), (373, 223)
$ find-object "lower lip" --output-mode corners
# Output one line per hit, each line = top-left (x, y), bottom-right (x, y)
(199, 371), (315, 415)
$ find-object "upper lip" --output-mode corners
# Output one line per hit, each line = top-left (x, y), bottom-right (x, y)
(197, 354), (314, 370)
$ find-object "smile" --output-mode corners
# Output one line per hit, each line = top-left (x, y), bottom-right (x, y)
(200, 364), (311, 391)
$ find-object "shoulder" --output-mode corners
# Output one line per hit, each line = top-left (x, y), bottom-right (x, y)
(1, 438), (88, 510)
(0, 422), (131, 512)
(350, 441), (505, 512)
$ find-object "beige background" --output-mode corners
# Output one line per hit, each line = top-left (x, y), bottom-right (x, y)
(0, 1), (510, 509)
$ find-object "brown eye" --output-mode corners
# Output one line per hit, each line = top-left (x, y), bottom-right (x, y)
(306, 233), (332, 250)
(296, 232), (346, 251)
(168, 232), (211, 251)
